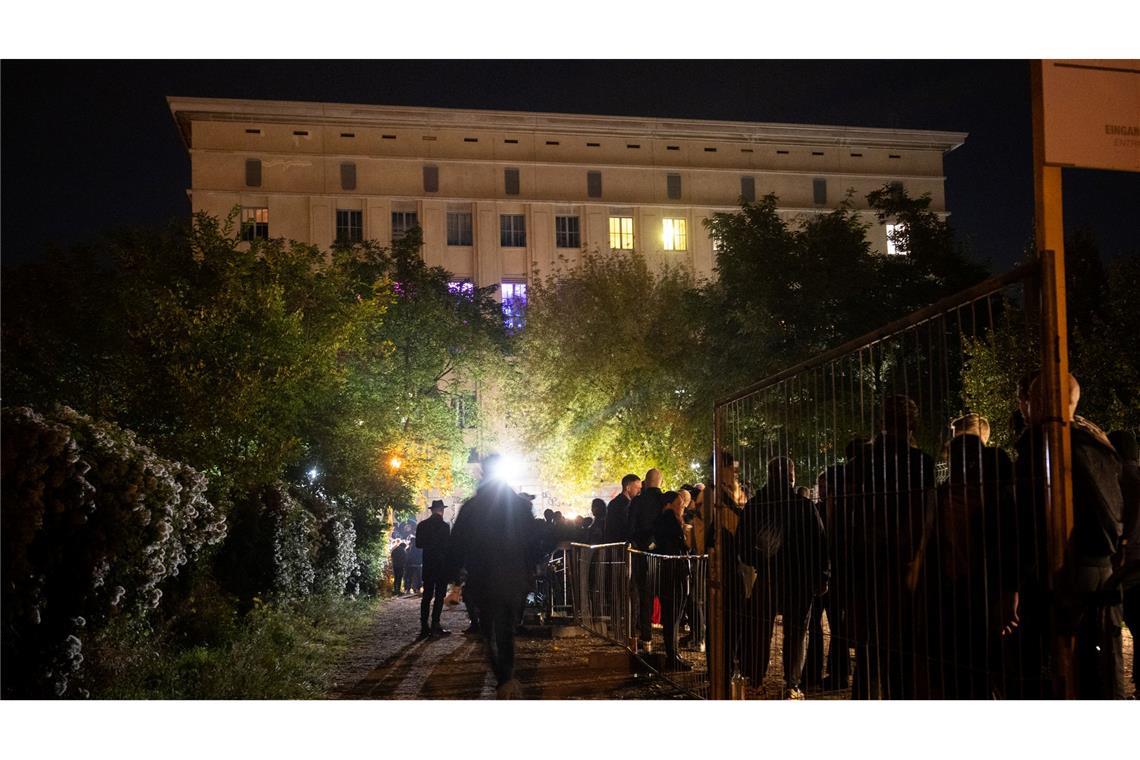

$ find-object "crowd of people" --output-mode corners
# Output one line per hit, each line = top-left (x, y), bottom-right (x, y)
(709, 372), (1137, 699)
(385, 370), (1137, 700)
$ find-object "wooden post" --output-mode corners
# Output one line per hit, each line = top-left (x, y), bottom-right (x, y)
(1030, 60), (1077, 699)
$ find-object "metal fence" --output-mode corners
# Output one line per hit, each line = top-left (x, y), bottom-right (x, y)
(568, 543), (711, 697)
(707, 255), (1118, 699)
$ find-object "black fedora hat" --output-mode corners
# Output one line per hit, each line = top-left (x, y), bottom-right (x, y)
(429, 499), (447, 511)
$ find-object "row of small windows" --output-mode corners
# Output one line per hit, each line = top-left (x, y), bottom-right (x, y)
(244, 158), (836, 205)
(247, 206), (904, 257)
(240, 130), (899, 160)
(245, 206), (687, 252)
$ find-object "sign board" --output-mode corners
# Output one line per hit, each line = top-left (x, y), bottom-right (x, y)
(1040, 59), (1140, 173)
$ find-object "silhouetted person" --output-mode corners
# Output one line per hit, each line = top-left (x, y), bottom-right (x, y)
(588, 498), (607, 544)
(849, 395), (935, 699)
(934, 414), (1017, 698)
(654, 490), (693, 670)
(805, 438), (866, 691)
(1108, 430), (1140, 696)
(606, 474), (641, 543)
(628, 468), (666, 649)
(415, 500), (451, 639)
(390, 540), (407, 595)
(740, 456), (828, 697)
(448, 455), (542, 699)
(404, 541), (423, 595)
(1016, 373), (1126, 698)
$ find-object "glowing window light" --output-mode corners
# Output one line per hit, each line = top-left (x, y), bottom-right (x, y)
(886, 222), (908, 256)
(609, 216), (634, 250)
(663, 218), (687, 251)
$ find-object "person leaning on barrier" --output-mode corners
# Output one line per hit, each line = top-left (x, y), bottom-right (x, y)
(1107, 429), (1140, 696)
(654, 489), (694, 671)
(587, 498), (608, 544)
(739, 456), (829, 698)
(605, 474), (642, 543)
(1016, 373), (1128, 699)
(628, 468), (666, 650)
(934, 413), (1018, 698)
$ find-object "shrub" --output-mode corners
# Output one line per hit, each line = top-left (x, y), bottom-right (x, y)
(1, 406), (226, 697)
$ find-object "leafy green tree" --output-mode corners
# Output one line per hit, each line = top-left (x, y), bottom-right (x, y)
(507, 250), (704, 491)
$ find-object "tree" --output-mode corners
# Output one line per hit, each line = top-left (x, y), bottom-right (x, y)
(507, 250), (704, 492)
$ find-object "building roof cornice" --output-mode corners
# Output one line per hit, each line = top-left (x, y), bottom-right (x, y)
(166, 96), (968, 154)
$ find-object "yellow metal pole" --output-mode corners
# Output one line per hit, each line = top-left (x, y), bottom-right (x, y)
(1030, 60), (1077, 699)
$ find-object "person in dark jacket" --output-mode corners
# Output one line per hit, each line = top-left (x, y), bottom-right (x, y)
(404, 541), (423, 595)
(605, 474), (641, 543)
(848, 395), (935, 699)
(587, 498), (608, 544)
(390, 540), (407, 595)
(627, 468), (665, 649)
(1107, 429), (1140, 695)
(804, 438), (867, 691)
(654, 490), (693, 670)
(448, 455), (542, 699)
(1016, 373), (1127, 698)
(934, 414), (1018, 698)
(740, 456), (828, 698)
(415, 500), (452, 639)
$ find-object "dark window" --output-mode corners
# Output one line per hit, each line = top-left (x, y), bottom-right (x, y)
(627, 144), (640, 149)
(500, 215), (526, 247)
(391, 211), (418, 242)
(850, 152), (863, 157)
(813, 178), (827, 206)
(555, 215), (580, 248)
(812, 151), (825, 156)
(504, 139), (519, 144)
(741, 176), (756, 203)
(586, 142), (600, 147)
(889, 154), (902, 159)
(741, 148), (754, 153)
(245, 128), (261, 135)
(776, 150), (790, 155)
(464, 137), (478, 143)
(340, 132), (355, 138)
(240, 207), (269, 241)
(704, 147), (717, 152)
(666, 173), (682, 200)
(546, 140), (560, 146)
(447, 212), (473, 246)
(505, 168), (520, 196)
(340, 162), (356, 191)
(382, 134), (396, 140)
(293, 130), (309, 136)
(666, 145), (680, 151)
(423, 165), (439, 193)
(587, 171), (602, 198)
(335, 209), (363, 244)
(245, 159), (261, 187)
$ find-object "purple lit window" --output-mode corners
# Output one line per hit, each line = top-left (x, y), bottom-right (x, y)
(501, 281), (527, 332)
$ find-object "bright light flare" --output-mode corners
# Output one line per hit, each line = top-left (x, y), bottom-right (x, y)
(487, 453), (525, 483)
(389, 456), (402, 471)
(307, 467), (319, 481)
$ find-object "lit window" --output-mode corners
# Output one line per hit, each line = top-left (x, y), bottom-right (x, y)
(609, 216), (634, 250)
(447, 212), (473, 246)
(500, 214), (526, 247)
(448, 279), (474, 298)
(886, 222), (907, 256)
(241, 207), (269, 241)
(335, 209), (363, 244)
(555, 215), (580, 248)
(392, 211), (418, 242)
(663, 218), (687, 251)
(501, 281), (527, 332)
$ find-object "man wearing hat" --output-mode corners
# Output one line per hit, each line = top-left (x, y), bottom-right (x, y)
(415, 500), (452, 638)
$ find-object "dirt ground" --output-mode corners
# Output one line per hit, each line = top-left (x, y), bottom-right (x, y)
(331, 595), (1134, 700)
(329, 595), (690, 699)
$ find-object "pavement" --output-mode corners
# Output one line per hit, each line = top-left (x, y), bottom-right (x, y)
(329, 594), (690, 699)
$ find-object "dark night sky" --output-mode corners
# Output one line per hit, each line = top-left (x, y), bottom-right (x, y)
(3, 60), (1138, 271)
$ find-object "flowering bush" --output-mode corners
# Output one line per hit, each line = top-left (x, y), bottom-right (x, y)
(1, 406), (226, 697)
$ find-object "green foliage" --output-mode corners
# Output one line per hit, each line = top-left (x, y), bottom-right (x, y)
(508, 250), (704, 491)
(1, 406), (226, 698)
(86, 594), (379, 699)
